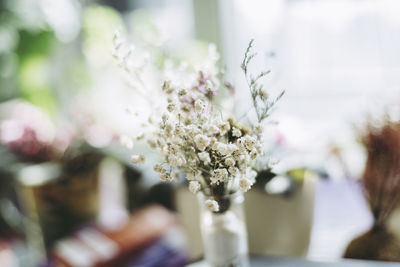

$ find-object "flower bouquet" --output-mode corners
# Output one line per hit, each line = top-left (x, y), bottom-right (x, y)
(114, 35), (283, 266)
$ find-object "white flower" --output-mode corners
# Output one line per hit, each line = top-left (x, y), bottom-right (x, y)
(232, 127), (242, 137)
(216, 143), (229, 155)
(237, 138), (247, 152)
(198, 114), (207, 123)
(208, 125), (220, 135)
(249, 149), (258, 160)
(211, 168), (229, 184)
(147, 139), (157, 148)
(219, 121), (230, 134)
(186, 170), (203, 181)
(120, 135), (133, 149)
(209, 137), (217, 147)
(244, 135), (257, 151)
(178, 89), (187, 96)
(189, 181), (201, 194)
(239, 178), (252, 192)
(246, 169), (258, 183)
(224, 157), (235, 167)
(165, 121), (174, 134)
(160, 173), (171, 182)
(254, 124), (263, 135)
(194, 134), (210, 151)
(205, 199), (219, 212)
(167, 103), (176, 112)
(227, 144), (238, 154)
(259, 89), (269, 100)
(211, 141), (219, 151)
(195, 99), (207, 113)
(131, 154), (145, 163)
(171, 171), (179, 182)
(198, 151), (211, 164)
(162, 113), (169, 122)
(174, 125), (184, 136)
(256, 144), (263, 155)
(136, 132), (145, 141)
(153, 164), (165, 173)
(168, 154), (186, 167)
(239, 154), (250, 165)
(228, 166), (239, 176)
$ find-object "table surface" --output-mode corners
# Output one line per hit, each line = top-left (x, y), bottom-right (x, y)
(188, 257), (400, 267)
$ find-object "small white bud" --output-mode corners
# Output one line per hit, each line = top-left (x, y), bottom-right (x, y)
(131, 154), (145, 163)
(189, 181), (201, 194)
(205, 199), (219, 212)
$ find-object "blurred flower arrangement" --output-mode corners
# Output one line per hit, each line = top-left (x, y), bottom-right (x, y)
(114, 34), (283, 213)
(344, 117), (400, 261)
(0, 101), (73, 163)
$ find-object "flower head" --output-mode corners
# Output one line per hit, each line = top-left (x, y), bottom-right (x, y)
(194, 134), (210, 151)
(189, 181), (201, 194)
(239, 178), (252, 192)
(131, 154), (145, 163)
(205, 199), (219, 212)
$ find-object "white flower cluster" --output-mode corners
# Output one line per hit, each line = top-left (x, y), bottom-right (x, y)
(116, 35), (275, 212)
(130, 76), (263, 209)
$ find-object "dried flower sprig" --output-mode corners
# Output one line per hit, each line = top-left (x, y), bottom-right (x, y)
(361, 118), (400, 228)
(241, 39), (284, 124)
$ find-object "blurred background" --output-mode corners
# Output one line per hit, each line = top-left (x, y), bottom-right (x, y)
(1, 0), (400, 266)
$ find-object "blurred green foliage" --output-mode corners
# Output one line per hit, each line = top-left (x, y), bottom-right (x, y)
(17, 30), (57, 115)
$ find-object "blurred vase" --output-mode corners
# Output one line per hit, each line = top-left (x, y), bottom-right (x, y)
(16, 155), (101, 252)
(197, 191), (249, 267)
(344, 225), (400, 262)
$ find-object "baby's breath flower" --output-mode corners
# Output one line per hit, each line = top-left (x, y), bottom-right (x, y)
(259, 88), (269, 100)
(246, 169), (258, 183)
(136, 132), (145, 141)
(167, 154), (185, 167)
(167, 103), (176, 112)
(208, 125), (220, 135)
(153, 164), (165, 173)
(249, 149), (258, 160)
(198, 114), (208, 123)
(165, 121), (174, 133)
(244, 135), (257, 151)
(160, 172), (171, 182)
(147, 139), (157, 148)
(195, 99), (207, 113)
(162, 113), (168, 122)
(131, 154), (145, 163)
(198, 151), (211, 164)
(232, 127), (242, 137)
(228, 166), (239, 176)
(178, 89), (187, 96)
(174, 124), (184, 136)
(219, 121), (230, 134)
(205, 199), (219, 212)
(227, 144), (238, 154)
(171, 171), (179, 182)
(194, 134), (210, 151)
(239, 178), (252, 192)
(224, 157), (235, 167)
(256, 144), (263, 155)
(239, 154), (250, 166)
(189, 181), (201, 194)
(254, 124), (263, 135)
(211, 168), (229, 184)
(120, 135), (133, 149)
(186, 170), (202, 181)
(216, 143), (229, 156)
